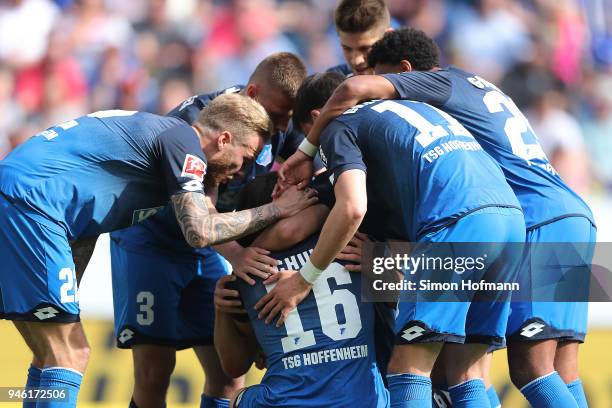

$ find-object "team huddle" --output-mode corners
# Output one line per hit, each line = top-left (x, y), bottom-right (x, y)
(0, 1), (596, 408)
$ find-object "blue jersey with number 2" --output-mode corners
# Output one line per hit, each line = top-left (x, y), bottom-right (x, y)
(382, 67), (593, 229)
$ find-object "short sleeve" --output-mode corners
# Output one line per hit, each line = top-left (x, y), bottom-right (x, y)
(309, 171), (335, 208)
(155, 124), (207, 196)
(382, 71), (452, 106)
(319, 119), (366, 184)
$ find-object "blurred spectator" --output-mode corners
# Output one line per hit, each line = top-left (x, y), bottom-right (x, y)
(529, 90), (592, 194)
(0, 0), (608, 196)
(0, 0), (60, 68)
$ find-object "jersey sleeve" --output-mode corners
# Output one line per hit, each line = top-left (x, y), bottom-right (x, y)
(381, 71), (452, 106)
(309, 171), (335, 208)
(319, 119), (366, 184)
(155, 124), (207, 196)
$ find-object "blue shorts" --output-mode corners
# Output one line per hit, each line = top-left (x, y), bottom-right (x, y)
(111, 238), (231, 349)
(507, 216), (596, 343)
(395, 206), (526, 347)
(0, 194), (79, 322)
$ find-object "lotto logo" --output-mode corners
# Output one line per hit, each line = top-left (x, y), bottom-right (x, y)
(520, 322), (546, 338)
(401, 325), (425, 341)
(33, 307), (59, 320)
(118, 328), (134, 344)
(181, 154), (207, 182)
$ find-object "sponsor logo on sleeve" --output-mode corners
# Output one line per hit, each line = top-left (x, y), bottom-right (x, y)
(181, 154), (207, 181)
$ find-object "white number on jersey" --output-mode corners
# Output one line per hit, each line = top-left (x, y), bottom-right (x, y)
(372, 100), (474, 149)
(59, 267), (78, 304)
(136, 291), (155, 326)
(267, 263), (362, 354)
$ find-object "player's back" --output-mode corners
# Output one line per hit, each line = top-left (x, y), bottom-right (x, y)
(238, 235), (389, 408)
(321, 99), (520, 241)
(384, 67), (593, 229)
(0, 110), (190, 239)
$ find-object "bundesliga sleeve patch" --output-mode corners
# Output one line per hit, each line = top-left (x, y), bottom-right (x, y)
(181, 154), (207, 182)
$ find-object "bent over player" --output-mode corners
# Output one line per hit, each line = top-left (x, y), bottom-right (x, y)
(110, 52), (307, 408)
(261, 73), (526, 407)
(214, 172), (389, 408)
(284, 28), (596, 408)
(0, 93), (316, 408)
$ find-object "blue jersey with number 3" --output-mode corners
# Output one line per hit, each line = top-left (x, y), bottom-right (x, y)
(382, 67), (594, 229)
(0, 111), (206, 239)
(238, 235), (389, 408)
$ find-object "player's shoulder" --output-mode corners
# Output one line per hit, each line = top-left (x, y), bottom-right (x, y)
(167, 85), (245, 122)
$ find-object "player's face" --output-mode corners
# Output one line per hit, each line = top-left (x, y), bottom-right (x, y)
(374, 63), (403, 75)
(207, 133), (265, 184)
(253, 85), (294, 133)
(338, 27), (386, 75)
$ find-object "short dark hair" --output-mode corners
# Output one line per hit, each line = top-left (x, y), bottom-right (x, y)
(293, 72), (345, 129)
(249, 52), (307, 99)
(367, 28), (440, 71)
(334, 0), (390, 33)
(235, 172), (279, 247)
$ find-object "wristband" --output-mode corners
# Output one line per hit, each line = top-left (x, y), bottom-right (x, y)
(298, 138), (318, 158)
(299, 260), (323, 284)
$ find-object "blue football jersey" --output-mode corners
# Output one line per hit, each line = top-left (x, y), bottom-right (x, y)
(319, 99), (521, 241)
(382, 67), (594, 229)
(112, 84), (300, 257)
(238, 234), (388, 408)
(0, 111), (206, 240)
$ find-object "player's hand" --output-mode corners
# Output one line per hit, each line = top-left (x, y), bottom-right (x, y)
(231, 247), (279, 286)
(272, 185), (318, 218)
(273, 150), (314, 198)
(214, 275), (246, 314)
(254, 270), (312, 326)
(337, 232), (370, 272)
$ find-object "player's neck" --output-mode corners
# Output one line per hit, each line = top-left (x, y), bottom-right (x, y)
(191, 124), (217, 157)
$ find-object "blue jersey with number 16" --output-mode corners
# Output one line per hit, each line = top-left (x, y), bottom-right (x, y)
(383, 67), (594, 229)
(238, 234), (389, 408)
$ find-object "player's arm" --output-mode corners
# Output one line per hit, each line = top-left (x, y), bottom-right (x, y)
(305, 75), (398, 147)
(214, 275), (259, 377)
(251, 204), (330, 252)
(69, 235), (100, 283)
(255, 170), (367, 325)
(171, 186), (317, 249)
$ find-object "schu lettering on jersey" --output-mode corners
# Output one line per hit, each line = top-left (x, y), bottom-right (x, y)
(181, 154), (206, 181)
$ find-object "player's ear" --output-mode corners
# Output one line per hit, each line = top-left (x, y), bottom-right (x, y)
(246, 84), (258, 99)
(400, 60), (412, 72)
(217, 131), (233, 150)
(310, 109), (321, 122)
(385, 27), (394, 33)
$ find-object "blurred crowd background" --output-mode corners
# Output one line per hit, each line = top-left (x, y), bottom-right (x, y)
(0, 0), (610, 194)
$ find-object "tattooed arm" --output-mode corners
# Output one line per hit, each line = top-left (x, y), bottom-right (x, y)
(70, 235), (100, 283)
(171, 186), (318, 249)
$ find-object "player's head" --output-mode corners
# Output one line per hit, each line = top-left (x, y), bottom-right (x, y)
(367, 27), (440, 74)
(236, 172), (279, 247)
(196, 93), (272, 184)
(294, 72), (345, 134)
(246, 52), (307, 133)
(334, 0), (391, 76)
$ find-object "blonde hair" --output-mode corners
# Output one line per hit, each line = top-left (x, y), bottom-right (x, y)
(196, 93), (272, 144)
(249, 52), (307, 99)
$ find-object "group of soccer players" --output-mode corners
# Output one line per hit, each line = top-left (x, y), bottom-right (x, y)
(0, 1), (596, 408)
